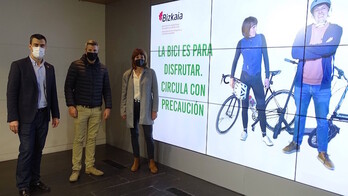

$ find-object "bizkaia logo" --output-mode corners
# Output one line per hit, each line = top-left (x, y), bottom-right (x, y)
(158, 11), (183, 22)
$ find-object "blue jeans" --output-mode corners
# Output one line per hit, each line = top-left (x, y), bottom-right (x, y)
(17, 108), (49, 190)
(293, 84), (331, 152)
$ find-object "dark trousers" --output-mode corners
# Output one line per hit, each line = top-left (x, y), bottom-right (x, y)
(17, 108), (49, 190)
(240, 72), (267, 135)
(130, 101), (155, 159)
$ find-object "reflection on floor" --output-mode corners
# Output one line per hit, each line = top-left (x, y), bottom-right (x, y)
(0, 144), (243, 196)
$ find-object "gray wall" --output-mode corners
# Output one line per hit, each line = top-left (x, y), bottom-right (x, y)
(0, 0), (106, 161)
(105, 0), (337, 196)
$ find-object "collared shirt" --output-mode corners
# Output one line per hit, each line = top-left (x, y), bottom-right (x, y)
(133, 70), (142, 101)
(30, 56), (47, 109)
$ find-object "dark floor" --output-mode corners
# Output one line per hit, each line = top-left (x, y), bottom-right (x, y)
(0, 144), (242, 196)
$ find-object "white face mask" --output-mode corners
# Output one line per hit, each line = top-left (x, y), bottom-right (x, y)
(32, 47), (45, 59)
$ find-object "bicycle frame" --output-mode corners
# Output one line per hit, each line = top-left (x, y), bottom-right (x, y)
(331, 66), (348, 122)
(273, 59), (298, 139)
(221, 70), (280, 99)
(250, 70), (280, 130)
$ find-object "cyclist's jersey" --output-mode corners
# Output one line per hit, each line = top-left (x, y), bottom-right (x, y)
(231, 34), (270, 79)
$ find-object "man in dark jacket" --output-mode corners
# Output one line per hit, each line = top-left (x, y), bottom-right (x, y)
(7, 34), (60, 196)
(282, 0), (342, 170)
(64, 40), (112, 182)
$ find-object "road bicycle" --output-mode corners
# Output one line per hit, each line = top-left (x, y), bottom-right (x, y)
(216, 69), (296, 134)
(307, 66), (348, 148)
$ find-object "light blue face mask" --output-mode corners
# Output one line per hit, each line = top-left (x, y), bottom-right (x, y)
(32, 47), (45, 59)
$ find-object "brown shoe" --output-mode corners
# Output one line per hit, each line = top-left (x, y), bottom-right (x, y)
(131, 157), (140, 172)
(282, 141), (300, 154)
(318, 152), (334, 170)
(149, 159), (158, 174)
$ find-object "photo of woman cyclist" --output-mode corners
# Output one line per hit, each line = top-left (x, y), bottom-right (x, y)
(230, 16), (273, 146)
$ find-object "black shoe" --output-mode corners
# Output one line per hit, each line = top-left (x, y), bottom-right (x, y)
(30, 181), (50, 192)
(19, 189), (30, 196)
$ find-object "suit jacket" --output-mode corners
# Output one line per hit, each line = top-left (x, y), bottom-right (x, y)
(7, 57), (60, 123)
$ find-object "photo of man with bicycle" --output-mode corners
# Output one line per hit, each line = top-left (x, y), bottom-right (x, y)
(282, 0), (343, 170)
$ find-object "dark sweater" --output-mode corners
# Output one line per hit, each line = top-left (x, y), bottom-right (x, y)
(292, 23), (343, 89)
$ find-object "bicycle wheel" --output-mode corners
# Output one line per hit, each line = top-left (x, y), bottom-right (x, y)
(308, 123), (340, 148)
(265, 90), (296, 132)
(216, 95), (240, 134)
(308, 128), (318, 148)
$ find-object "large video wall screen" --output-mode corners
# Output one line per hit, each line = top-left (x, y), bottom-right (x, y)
(151, 0), (348, 195)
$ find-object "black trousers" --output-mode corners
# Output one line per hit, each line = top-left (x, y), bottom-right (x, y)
(240, 72), (267, 135)
(130, 101), (155, 159)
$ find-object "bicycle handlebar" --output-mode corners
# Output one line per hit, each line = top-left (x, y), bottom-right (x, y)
(284, 58), (298, 64)
(221, 58), (347, 86)
(222, 70), (280, 85)
(221, 74), (231, 84)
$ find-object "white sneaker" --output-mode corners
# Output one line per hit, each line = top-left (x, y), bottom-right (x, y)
(262, 135), (273, 146)
(240, 131), (248, 141)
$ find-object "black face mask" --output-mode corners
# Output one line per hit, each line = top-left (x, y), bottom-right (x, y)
(87, 52), (98, 61)
(135, 59), (145, 67)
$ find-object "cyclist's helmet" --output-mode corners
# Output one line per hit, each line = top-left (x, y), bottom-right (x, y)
(310, 0), (331, 14)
